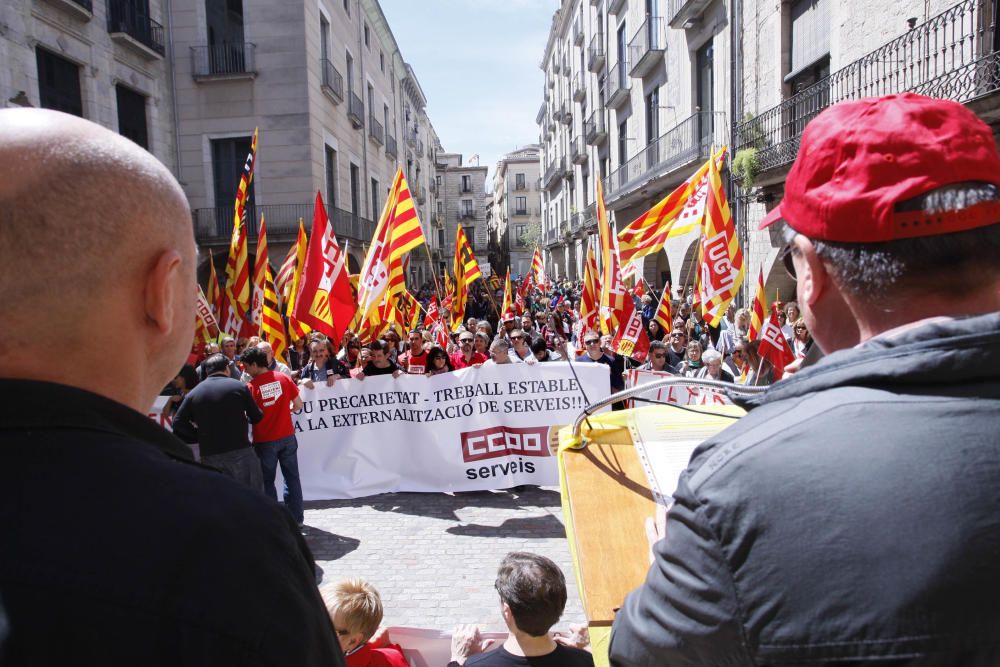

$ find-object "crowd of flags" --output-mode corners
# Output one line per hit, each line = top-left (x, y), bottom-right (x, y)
(195, 130), (791, 379)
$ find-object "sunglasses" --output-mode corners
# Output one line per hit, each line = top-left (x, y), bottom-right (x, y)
(510, 335), (523, 340)
(779, 244), (797, 280)
(585, 339), (600, 345)
(794, 326), (807, 331)
(460, 338), (474, 343)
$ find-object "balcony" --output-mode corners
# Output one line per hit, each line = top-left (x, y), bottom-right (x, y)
(573, 17), (584, 45)
(604, 111), (727, 204)
(107, 0), (165, 58)
(605, 63), (631, 108)
(588, 33), (606, 72)
(609, 0), (626, 14)
(629, 17), (667, 78)
(571, 137), (588, 165)
(460, 182), (474, 194)
(560, 104), (573, 125)
(459, 207), (478, 220)
(734, 0), (1000, 176)
(190, 43), (255, 80)
(585, 110), (607, 144)
(583, 204), (597, 229)
(386, 134), (397, 159)
(42, 0), (93, 21)
(552, 59), (561, 74)
(347, 92), (364, 129)
(513, 179), (532, 191)
(429, 180), (438, 194)
(416, 139), (425, 157)
(369, 115), (384, 145)
(320, 58), (344, 103)
(192, 203), (375, 246)
(547, 72), (555, 88)
(573, 72), (587, 102)
(412, 182), (426, 205)
(405, 129), (418, 148)
(542, 158), (564, 190)
(563, 159), (575, 179)
(668, 0), (714, 29)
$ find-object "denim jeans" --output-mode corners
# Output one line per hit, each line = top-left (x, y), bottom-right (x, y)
(254, 435), (303, 524)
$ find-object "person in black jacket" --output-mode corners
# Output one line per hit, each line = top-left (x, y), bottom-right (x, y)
(609, 94), (1000, 666)
(0, 108), (343, 667)
(172, 353), (264, 491)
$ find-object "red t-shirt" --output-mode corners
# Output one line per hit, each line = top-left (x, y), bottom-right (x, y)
(248, 370), (299, 443)
(398, 349), (429, 374)
(450, 351), (488, 369)
(346, 642), (408, 667)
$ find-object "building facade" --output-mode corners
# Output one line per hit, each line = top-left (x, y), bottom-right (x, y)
(490, 145), (543, 279)
(3, 0), (177, 171)
(432, 152), (489, 279)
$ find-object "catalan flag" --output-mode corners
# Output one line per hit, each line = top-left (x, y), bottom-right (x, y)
(748, 267), (767, 341)
(501, 267), (513, 317)
(617, 147), (727, 266)
(579, 245), (600, 335)
(250, 213), (270, 330)
(284, 220), (311, 342)
(357, 168), (427, 324)
(457, 225), (483, 283)
(596, 180), (628, 335)
(275, 222), (301, 305)
(221, 127), (258, 336)
(695, 151), (745, 327)
(206, 250), (221, 321)
(450, 226), (474, 331)
(530, 246), (547, 288)
(652, 285), (673, 334)
(261, 262), (288, 364)
(400, 289), (422, 332)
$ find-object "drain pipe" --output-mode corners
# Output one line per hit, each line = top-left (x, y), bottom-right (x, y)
(164, 0), (182, 183)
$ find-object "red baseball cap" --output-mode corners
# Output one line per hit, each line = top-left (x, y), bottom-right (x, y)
(759, 93), (1000, 242)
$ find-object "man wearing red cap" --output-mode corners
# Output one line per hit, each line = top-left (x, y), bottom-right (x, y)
(610, 93), (1000, 666)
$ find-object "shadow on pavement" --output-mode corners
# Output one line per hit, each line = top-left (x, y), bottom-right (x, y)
(445, 514), (566, 539)
(304, 487), (563, 522)
(303, 524), (361, 562)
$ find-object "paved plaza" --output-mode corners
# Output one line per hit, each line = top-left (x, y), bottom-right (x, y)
(302, 486), (586, 633)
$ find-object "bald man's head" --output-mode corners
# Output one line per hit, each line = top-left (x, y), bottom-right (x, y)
(0, 109), (196, 409)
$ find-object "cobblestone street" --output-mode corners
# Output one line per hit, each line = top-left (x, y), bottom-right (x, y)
(303, 486), (586, 633)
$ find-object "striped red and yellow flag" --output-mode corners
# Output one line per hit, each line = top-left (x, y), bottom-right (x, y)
(400, 290), (422, 332)
(206, 250), (222, 321)
(357, 168), (427, 324)
(261, 263), (288, 363)
(220, 128), (258, 336)
(284, 219), (311, 342)
(250, 213), (269, 330)
(530, 246), (546, 287)
(748, 267), (767, 341)
(501, 267), (513, 317)
(618, 147), (727, 266)
(450, 226), (473, 331)
(653, 285), (674, 334)
(696, 152), (745, 326)
(579, 245), (600, 335)
(596, 180), (627, 335)
(275, 221), (302, 306)
(456, 226), (483, 283)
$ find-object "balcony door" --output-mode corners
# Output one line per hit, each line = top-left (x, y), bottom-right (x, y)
(211, 136), (256, 236)
(205, 0), (245, 74)
(696, 41), (714, 152)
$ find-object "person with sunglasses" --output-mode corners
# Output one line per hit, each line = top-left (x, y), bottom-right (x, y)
(610, 94), (1000, 667)
(639, 341), (671, 373)
(508, 329), (536, 363)
(450, 332), (488, 369)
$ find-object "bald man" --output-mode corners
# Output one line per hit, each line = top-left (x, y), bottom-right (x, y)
(0, 109), (343, 666)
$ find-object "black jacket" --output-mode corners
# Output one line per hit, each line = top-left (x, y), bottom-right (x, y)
(0, 380), (344, 667)
(610, 312), (1000, 665)
(172, 375), (263, 456)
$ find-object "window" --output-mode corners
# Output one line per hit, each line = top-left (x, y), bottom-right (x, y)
(618, 120), (627, 166)
(515, 196), (527, 215)
(364, 23), (370, 48)
(211, 137), (256, 232)
(437, 201), (443, 214)
(515, 173), (526, 190)
(380, 51), (385, 73)
(461, 199), (474, 217)
(645, 87), (659, 144)
(582, 169), (589, 207)
(367, 84), (374, 117)
(461, 175), (471, 193)
(438, 228), (445, 247)
(343, 0), (349, 17)
(350, 163), (360, 217)
(36, 47), (82, 117)
(436, 175), (442, 187)
(324, 145), (338, 210)
(346, 51), (354, 96)
(616, 22), (627, 82)
(320, 16), (330, 61)
(116, 85), (148, 150)
(514, 224), (526, 245)
(371, 177), (379, 217)
(383, 103), (390, 136)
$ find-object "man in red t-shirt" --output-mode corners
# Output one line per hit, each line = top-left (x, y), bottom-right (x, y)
(397, 330), (429, 375)
(450, 331), (487, 369)
(243, 347), (305, 526)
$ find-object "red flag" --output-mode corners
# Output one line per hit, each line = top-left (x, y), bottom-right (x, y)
(424, 296), (440, 328)
(757, 309), (795, 381)
(206, 250), (222, 321)
(293, 192), (356, 343)
(611, 298), (650, 362)
(632, 281), (646, 298)
(748, 267), (767, 341)
(652, 285), (673, 334)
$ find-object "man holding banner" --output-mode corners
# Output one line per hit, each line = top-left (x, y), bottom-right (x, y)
(610, 94), (1000, 665)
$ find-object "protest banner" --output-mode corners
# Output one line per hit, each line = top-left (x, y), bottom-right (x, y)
(292, 363), (609, 499)
(624, 368), (733, 408)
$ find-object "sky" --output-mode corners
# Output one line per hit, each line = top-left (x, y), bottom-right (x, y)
(380, 0), (559, 186)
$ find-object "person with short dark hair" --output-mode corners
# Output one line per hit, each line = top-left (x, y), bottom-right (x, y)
(243, 346), (306, 526)
(425, 346), (455, 376)
(530, 337), (562, 362)
(449, 553), (593, 667)
(397, 330), (429, 374)
(299, 339), (350, 388)
(639, 340), (671, 373)
(610, 93), (1000, 666)
(357, 340), (402, 378)
(172, 354), (264, 491)
(451, 332), (488, 369)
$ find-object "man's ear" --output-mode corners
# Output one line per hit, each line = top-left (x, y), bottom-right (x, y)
(792, 236), (827, 308)
(144, 249), (184, 335)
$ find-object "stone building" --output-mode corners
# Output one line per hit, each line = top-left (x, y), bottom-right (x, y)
(2, 0), (177, 172)
(432, 151), (489, 278)
(490, 145), (543, 279)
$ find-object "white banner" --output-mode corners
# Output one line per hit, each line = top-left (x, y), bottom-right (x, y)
(294, 364), (610, 499)
(625, 369), (733, 408)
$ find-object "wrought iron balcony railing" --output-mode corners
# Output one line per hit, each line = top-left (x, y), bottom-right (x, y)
(571, 137), (588, 164)
(735, 0), (1000, 174)
(606, 62), (631, 107)
(629, 16), (667, 78)
(585, 110), (607, 144)
(603, 111), (727, 204)
(191, 43), (255, 78)
(193, 204), (375, 245)
(588, 32), (606, 72)
(573, 17), (584, 45)
(320, 58), (344, 102)
(386, 134), (398, 158)
(668, 0), (713, 29)
(347, 92), (364, 129)
(107, 0), (165, 56)
(573, 72), (587, 102)
(368, 115), (384, 145)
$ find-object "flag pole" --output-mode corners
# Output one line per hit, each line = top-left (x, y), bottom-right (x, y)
(421, 242), (446, 309)
(480, 276), (502, 320)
